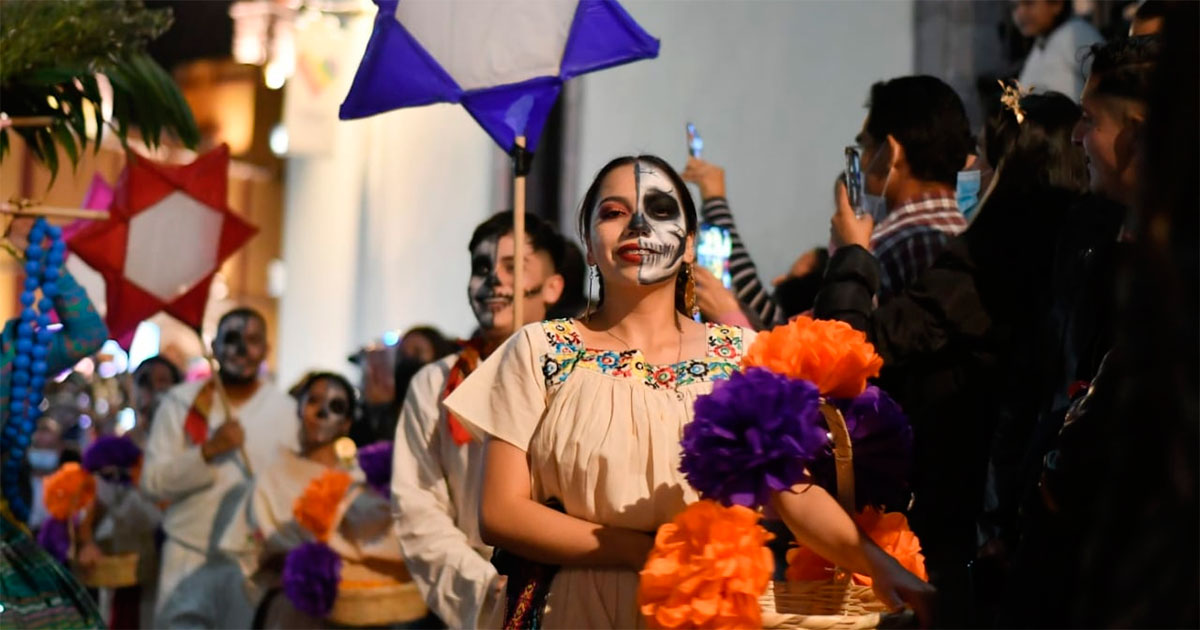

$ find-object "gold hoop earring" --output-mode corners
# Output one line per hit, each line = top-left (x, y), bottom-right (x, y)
(686, 263), (699, 320)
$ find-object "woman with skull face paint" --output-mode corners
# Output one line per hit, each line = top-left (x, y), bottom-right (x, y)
(444, 156), (932, 628)
(221, 372), (430, 628)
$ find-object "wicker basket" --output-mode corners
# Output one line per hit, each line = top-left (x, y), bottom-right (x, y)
(74, 552), (139, 588)
(327, 557), (429, 627)
(758, 403), (913, 630)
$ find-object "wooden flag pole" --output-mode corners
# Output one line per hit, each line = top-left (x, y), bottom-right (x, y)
(1, 201), (110, 220)
(512, 136), (527, 331)
(202, 345), (254, 478)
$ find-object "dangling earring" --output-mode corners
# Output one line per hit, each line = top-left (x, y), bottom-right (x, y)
(585, 265), (596, 320)
(686, 263), (699, 320)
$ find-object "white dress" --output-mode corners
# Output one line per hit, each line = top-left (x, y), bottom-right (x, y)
(445, 318), (754, 629)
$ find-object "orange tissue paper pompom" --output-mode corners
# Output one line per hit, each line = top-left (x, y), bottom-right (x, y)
(742, 316), (883, 398)
(293, 469), (353, 542)
(638, 500), (774, 629)
(785, 507), (928, 586)
(43, 462), (96, 521)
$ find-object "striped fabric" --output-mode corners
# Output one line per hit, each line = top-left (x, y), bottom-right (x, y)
(869, 192), (966, 299)
(0, 507), (104, 629)
(699, 197), (786, 328)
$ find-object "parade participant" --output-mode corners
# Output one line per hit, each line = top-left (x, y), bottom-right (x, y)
(391, 210), (565, 628)
(1, 215), (108, 630)
(223, 372), (430, 628)
(445, 156), (932, 628)
(141, 307), (297, 628)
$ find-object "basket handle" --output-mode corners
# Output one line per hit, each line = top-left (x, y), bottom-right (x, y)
(818, 402), (855, 515)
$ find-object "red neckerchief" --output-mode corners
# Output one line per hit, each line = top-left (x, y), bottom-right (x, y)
(442, 337), (497, 446)
(183, 381), (216, 445)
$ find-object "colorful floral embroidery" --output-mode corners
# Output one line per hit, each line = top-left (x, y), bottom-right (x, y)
(539, 319), (743, 390)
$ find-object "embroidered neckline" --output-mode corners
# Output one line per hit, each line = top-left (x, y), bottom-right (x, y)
(539, 318), (743, 390)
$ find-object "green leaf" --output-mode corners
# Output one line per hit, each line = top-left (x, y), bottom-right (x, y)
(37, 128), (59, 185)
(51, 122), (78, 169)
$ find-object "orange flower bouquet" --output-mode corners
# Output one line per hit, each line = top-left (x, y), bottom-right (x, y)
(742, 316), (883, 399)
(293, 469), (353, 542)
(785, 507), (927, 586)
(43, 462), (96, 520)
(638, 500), (774, 629)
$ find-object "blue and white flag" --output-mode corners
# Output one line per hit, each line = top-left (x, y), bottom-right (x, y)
(339, 0), (659, 153)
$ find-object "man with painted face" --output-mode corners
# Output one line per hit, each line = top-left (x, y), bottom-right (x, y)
(141, 307), (298, 628)
(391, 211), (565, 628)
(834, 75), (975, 301)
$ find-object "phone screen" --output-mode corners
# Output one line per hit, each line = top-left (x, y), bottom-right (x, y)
(696, 223), (732, 289)
(845, 146), (864, 218)
(687, 123), (703, 158)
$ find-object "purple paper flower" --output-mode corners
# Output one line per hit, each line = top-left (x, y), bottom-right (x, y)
(282, 542), (342, 618)
(810, 386), (913, 509)
(37, 517), (70, 565)
(356, 440), (392, 497)
(681, 368), (828, 509)
(82, 435), (142, 475)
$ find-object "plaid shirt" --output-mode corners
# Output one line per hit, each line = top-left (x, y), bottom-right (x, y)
(870, 192), (966, 299)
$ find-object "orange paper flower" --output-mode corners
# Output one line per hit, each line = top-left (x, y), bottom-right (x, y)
(742, 316), (883, 398)
(43, 462), (96, 520)
(785, 507), (927, 585)
(638, 500), (774, 629)
(293, 469), (353, 542)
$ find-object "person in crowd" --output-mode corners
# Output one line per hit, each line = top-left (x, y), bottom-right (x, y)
(681, 158), (783, 327)
(141, 307), (298, 628)
(1001, 34), (1163, 627)
(1129, 0), (1166, 36)
(1012, 0), (1104, 100)
(817, 88), (1090, 626)
(69, 356), (179, 629)
(0, 215), (108, 630)
(443, 156), (933, 628)
(222, 371), (431, 628)
(354, 326), (457, 446)
(855, 76), (975, 300)
(1056, 5), (1195, 624)
(125, 356), (183, 448)
(391, 210), (566, 628)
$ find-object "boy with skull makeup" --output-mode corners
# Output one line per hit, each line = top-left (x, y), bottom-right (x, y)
(391, 211), (566, 629)
(141, 307), (299, 628)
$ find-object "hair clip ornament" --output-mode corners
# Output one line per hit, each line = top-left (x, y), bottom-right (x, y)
(998, 79), (1034, 124)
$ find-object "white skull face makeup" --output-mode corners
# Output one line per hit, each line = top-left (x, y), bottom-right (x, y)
(593, 161), (687, 285)
(300, 378), (351, 449)
(468, 234), (505, 330)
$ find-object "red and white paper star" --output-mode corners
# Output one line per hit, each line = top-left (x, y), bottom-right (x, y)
(67, 145), (257, 342)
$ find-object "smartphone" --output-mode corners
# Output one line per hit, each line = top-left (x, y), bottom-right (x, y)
(696, 223), (732, 289)
(687, 122), (703, 158)
(844, 146), (864, 218)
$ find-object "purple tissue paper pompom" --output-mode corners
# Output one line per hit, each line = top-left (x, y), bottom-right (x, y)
(810, 385), (913, 510)
(282, 541), (342, 618)
(356, 440), (393, 496)
(681, 368), (828, 509)
(37, 517), (71, 564)
(82, 435), (142, 475)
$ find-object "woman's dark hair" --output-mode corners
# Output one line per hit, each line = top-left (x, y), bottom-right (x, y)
(1083, 35), (1162, 103)
(577, 155), (698, 315)
(547, 239), (587, 319)
(400, 326), (457, 361)
(293, 371), (359, 423)
(1046, 0), (1073, 34)
(133, 355), (182, 388)
(469, 210), (566, 273)
(984, 91), (1089, 196)
(865, 76), (974, 187)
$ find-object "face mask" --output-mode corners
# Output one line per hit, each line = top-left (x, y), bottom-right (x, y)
(956, 169), (982, 220)
(28, 448), (59, 472)
(861, 145), (893, 221)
